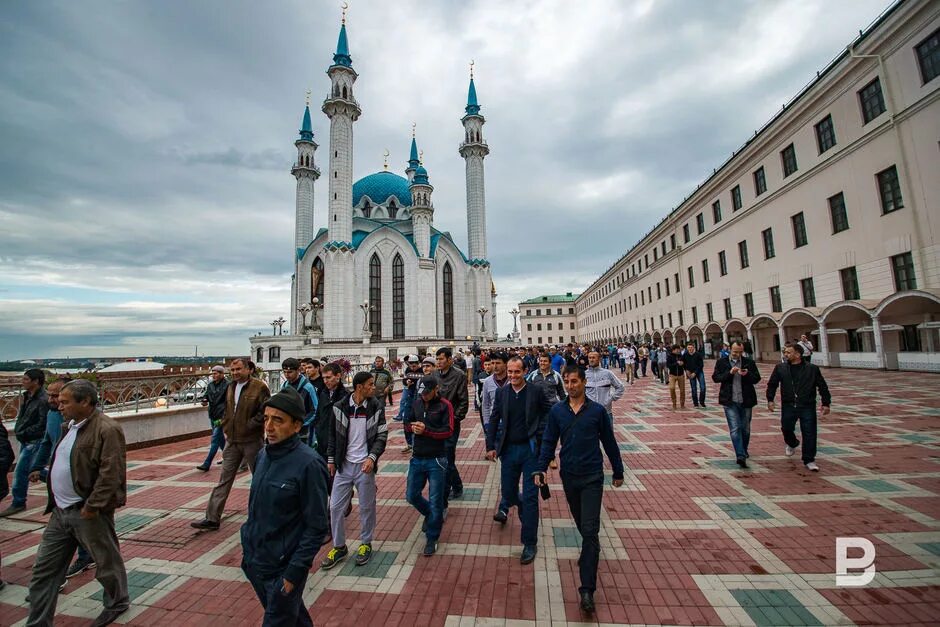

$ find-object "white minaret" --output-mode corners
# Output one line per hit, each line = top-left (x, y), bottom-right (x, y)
(292, 93), (319, 251)
(321, 9), (360, 339)
(410, 149), (433, 258)
(459, 63), (489, 261)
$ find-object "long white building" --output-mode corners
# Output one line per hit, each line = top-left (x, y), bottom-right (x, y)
(576, 0), (940, 371)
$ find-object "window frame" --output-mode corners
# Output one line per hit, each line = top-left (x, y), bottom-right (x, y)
(815, 114), (836, 153)
(781, 143), (798, 178)
(876, 165), (904, 214)
(753, 166), (767, 196)
(769, 285), (782, 313)
(712, 200), (722, 224)
(731, 185), (743, 211)
(858, 77), (886, 124)
(762, 227), (776, 259)
(891, 252), (916, 291)
(744, 292), (755, 317)
(738, 240), (750, 269)
(718, 250), (728, 276)
(791, 212), (808, 248)
(915, 27), (940, 84)
(828, 192), (849, 233)
(800, 277), (816, 308)
(696, 212), (705, 235)
(840, 266), (860, 300)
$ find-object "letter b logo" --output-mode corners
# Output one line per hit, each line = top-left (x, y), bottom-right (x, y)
(836, 537), (876, 587)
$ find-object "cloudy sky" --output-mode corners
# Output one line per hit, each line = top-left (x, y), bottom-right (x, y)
(0, 0), (893, 359)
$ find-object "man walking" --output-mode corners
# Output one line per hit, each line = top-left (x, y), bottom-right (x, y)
(301, 358), (326, 395)
(26, 380), (129, 627)
(527, 353), (566, 403)
(1, 368), (49, 517)
(620, 344), (635, 383)
(196, 365), (228, 471)
(486, 357), (554, 564)
(192, 358), (270, 530)
(370, 356), (394, 408)
(404, 376), (454, 556)
(321, 372), (388, 570)
(684, 343), (707, 408)
(281, 358), (318, 445)
(534, 367), (624, 613)
(435, 347), (469, 503)
(481, 351), (511, 522)
(397, 355), (423, 454)
(636, 344), (649, 377)
(712, 341), (762, 468)
(767, 343), (831, 472)
(656, 345), (669, 385)
(797, 335), (814, 364)
(666, 345), (687, 410)
(241, 386), (329, 627)
(584, 350), (624, 418)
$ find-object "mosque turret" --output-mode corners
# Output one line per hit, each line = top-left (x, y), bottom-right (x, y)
(459, 62), (489, 262)
(291, 92), (320, 252)
(410, 152), (434, 258)
(405, 125), (420, 183)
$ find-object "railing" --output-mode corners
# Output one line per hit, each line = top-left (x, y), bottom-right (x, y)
(261, 362), (404, 394)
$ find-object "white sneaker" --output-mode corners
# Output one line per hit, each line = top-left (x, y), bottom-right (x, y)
(785, 445), (795, 457)
(806, 462), (819, 472)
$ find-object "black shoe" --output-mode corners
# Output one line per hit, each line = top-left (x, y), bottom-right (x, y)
(700, 404), (707, 408)
(493, 509), (508, 524)
(320, 545), (348, 570)
(520, 544), (537, 564)
(195, 464), (210, 472)
(736, 457), (748, 469)
(451, 489), (463, 499)
(91, 606), (128, 627)
(66, 557), (96, 578)
(693, 403), (700, 408)
(423, 540), (438, 556)
(422, 516), (428, 532)
(579, 591), (595, 613)
(190, 519), (220, 530)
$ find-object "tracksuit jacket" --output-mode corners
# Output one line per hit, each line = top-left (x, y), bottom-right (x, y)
(405, 396), (454, 458)
(326, 395), (388, 471)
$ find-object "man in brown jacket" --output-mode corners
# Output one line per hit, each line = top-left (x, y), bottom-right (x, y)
(192, 357), (270, 530)
(26, 379), (129, 627)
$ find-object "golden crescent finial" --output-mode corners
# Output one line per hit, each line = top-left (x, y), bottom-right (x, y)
(419, 149), (424, 165)
(383, 148), (389, 170)
(305, 89), (311, 106)
(341, 2), (348, 24)
(412, 122), (416, 138)
(470, 59), (474, 79)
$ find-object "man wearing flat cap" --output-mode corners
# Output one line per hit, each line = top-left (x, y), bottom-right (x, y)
(241, 385), (329, 627)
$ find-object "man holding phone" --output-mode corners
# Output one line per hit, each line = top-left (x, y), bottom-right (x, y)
(712, 341), (761, 468)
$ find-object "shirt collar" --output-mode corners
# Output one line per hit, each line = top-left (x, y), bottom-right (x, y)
(68, 417), (90, 431)
(349, 395), (369, 410)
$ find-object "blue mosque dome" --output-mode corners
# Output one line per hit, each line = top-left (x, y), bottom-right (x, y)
(352, 171), (412, 207)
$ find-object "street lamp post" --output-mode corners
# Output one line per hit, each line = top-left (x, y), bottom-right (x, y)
(270, 320), (279, 336)
(477, 306), (488, 340)
(310, 297), (323, 332)
(275, 316), (286, 335)
(509, 308), (520, 341)
(359, 301), (372, 334)
(297, 303), (312, 333)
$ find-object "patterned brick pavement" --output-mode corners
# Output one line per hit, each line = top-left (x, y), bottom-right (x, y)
(1, 363), (939, 626)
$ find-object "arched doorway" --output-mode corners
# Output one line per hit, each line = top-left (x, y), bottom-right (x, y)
(821, 302), (874, 368)
(703, 322), (723, 358)
(674, 328), (687, 346)
(780, 308), (820, 357)
(747, 314), (780, 362)
(687, 325), (703, 350)
(874, 291), (940, 371)
(724, 319), (748, 353)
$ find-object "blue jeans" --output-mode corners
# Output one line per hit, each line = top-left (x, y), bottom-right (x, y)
(688, 371), (706, 405)
(723, 403), (752, 460)
(500, 442), (540, 547)
(12, 441), (41, 507)
(781, 405), (818, 464)
(398, 388), (415, 447)
(202, 425), (226, 467)
(243, 561), (312, 627)
(406, 456), (447, 541)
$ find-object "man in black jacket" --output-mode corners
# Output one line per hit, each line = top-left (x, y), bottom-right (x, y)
(1, 368), (48, 517)
(712, 341), (762, 468)
(404, 376), (454, 556)
(435, 347), (469, 503)
(486, 357), (555, 565)
(197, 366), (229, 471)
(241, 386), (329, 627)
(766, 343), (831, 472)
(683, 344), (707, 408)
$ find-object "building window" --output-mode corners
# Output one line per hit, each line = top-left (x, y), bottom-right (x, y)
(268, 346), (280, 362)
(392, 254), (405, 339)
(670, 233), (676, 249)
(653, 248), (659, 262)
(744, 292), (754, 317)
(678, 310), (684, 326)
(712, 200), (722, 224)
(762, 227), (775, 259)
(668, 312), (673, 327)
(644, 254), (649, 268)
(840, 266), (860, 300)
(815, 114), (836, 153)
(723, 298), (732, 320)
(656, 283), (661, 299)
(311, 256), (325, 304)
(569, 307), (574, 314)
(828, 192), (849, 233)
(916, 28), (940, 83)
(674, 272), (680, 293)
(570, 322), (575, 330)
(665, 279), (670, 296)
(256, 347), (264, 363)
(369, 253), (382, 339)
(696, 213), (705, 235)
(702, 258), (710, 283)
(527, 323), (532, 331)
(877, 165), (903, 214)
(731, 185), (743, 211)
(781, 143), (798, 178)
(858, 77), (885, 124)
(692, 306), (698, 324)
(718, 250), (728, 276)
(738, 240), (750, 268)
(753, 166), (767, 196)
(537, 323), (542, 331)
(891, 252), (916, 291)
(442, 261), (454, 338)
(661, 241), (667, 256)
(791, 212), (808, 248)
(769, 285), (782, 312)
(687, 266), (695, 288)
(706, 302), (714, 321)
(536, 308), (541, 316)
(683, 223), (691, 243)
(800, 277), (816, 307)
(537, 337), (542, 344)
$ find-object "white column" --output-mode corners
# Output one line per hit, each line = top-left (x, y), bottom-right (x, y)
(872, 316), (885, 369)
(747, 330), (756, 359)
(778, 326), (786, 353)
(722, 329), (729, 347)
(817, 321), (829, 367)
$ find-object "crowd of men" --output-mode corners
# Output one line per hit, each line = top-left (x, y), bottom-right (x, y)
(0, 336), (833, 625)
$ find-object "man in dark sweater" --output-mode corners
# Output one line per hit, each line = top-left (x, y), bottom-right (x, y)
(241, 386), (329, 627)
(486, 357), (554, 565)
(683, 343), (707, 408)
(535, 366), (624, 614)
(404, 376), (454, 556)
(1, 368), (49, 517)
(435, 347), (469, 503)
(712, 341), (762, 468)
(767, 343), (831, 472)
(197, 366), (229, 471)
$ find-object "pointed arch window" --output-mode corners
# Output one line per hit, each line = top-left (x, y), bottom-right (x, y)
(388, 200), (397, 219)
(256, 347), (264, 363)
(392, 254), (405, 339)
(369, 253), (382, 339)
(311, 257), (324, 303)
(443, 261), (454, 339)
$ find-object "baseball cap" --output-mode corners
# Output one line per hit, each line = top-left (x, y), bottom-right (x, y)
(211, 365), (225, 373)
(417, 376), (439, 395)
(422, 356), (436, 365)
(406, 354), (419, 363)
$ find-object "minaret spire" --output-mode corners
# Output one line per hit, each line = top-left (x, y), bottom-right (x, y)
(459, 63), (489, 261)
(405, 123), (420, 182)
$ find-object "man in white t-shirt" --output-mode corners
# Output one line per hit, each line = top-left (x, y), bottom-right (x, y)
(620, 345), (636, 384)
(798, 335), (814, 364)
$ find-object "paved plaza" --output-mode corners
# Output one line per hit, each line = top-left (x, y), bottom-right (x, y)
(1, 364), (939, 626)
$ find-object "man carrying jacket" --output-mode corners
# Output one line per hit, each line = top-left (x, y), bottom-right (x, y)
(585, 350), (624, 417)
(767, 343), (831, 472)
(241, 386), (329, 627)
(712, 341), (762, 468)
(435, 347), (469, 503)
(1, 368), (49, 517)
(192, 357), (271, 530)
(26, 379), (129, 627)
(281, 358), (318, 446)
(486, 357), (555, 565)
(404, 376), (454, 556)
(321, 372), (388, 570)
(196, 365), (229, 471)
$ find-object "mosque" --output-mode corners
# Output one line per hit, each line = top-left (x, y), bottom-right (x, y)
(250, 9), (496, 366)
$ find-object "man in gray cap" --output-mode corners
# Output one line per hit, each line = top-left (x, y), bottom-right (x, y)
(241, 385), (329, 627)
(197, 366), (228, 471)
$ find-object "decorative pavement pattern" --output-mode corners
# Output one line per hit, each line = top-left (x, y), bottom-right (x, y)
(1, 363), (939, 626)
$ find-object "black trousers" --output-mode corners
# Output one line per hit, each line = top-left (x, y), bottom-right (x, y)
(443, 423), (464, 504)
(243, 562), (312, 627)
(560, 471), (604, 593)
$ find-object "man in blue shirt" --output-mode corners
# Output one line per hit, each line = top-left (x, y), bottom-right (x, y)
(535, 366), (624, 614)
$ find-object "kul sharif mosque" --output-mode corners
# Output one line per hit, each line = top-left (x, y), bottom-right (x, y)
(251, 7), (497, 365)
